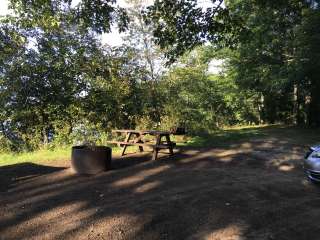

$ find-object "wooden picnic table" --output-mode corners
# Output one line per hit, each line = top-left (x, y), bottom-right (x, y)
(107, 129), (176, 160)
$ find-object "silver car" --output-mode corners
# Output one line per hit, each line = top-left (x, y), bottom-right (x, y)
(304, 145), (320, 182)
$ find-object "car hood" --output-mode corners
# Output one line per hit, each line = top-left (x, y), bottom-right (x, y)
(311, 145), (320, 151)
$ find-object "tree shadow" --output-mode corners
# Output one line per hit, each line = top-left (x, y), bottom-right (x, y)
(0, 163), (66, 192)
(111, 152), (153, 170)
(1, 128), (320, 239)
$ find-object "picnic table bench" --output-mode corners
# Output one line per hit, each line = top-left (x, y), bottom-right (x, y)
(107, 129), (176, 160)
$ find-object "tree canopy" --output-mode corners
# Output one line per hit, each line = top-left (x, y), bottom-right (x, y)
(1, 0), (320, 152)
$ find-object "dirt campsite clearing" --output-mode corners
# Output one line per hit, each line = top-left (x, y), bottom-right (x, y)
(1, 126), (320, 240)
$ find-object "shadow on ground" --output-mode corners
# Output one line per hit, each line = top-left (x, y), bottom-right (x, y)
(1, 127), (320, 240)
(0, 163), (66, 192)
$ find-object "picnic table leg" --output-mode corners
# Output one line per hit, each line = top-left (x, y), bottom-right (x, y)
(121, 132), (132, 156)
(152, 134), (161, 160)
(135, 133), (144, 152)
(165, 135), (174, 155)
(138, 145), (144, 152)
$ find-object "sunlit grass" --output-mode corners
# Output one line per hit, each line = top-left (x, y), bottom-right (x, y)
(184, 127), (269, 147)
(0, 145), (132, 167)
(0, 148), (71, 167)
(1, 124), (319, 167)
(222, 124), (279, 130)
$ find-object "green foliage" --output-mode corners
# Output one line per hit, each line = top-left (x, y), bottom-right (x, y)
(293, 7), (320, 126)
(145, 0), (243, 63)
(219, 0), (320, 126)
(1, 0), (320, 155)
(158, 46), (259, 133)
(0, 3), (145, 151)
(0, 124), (268, 166)
(185, 126), (268, 148)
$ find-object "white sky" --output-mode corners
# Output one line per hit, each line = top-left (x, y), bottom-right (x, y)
(0, 0), (10, 16)
(0, 0), (223, 73)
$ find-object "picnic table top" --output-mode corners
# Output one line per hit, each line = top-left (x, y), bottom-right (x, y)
(112, 129), (171, 135)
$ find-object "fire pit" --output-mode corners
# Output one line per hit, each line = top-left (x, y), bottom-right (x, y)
(71, 145), (111, 175)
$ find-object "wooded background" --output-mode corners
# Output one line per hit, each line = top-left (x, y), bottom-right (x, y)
(0, 0), (319, 152)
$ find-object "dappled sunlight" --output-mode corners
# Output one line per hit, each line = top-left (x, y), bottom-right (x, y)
(112, 165), (170, 188)
(0, 163), (67, 193)
(2, 201), (95, 239)
(202, 223), (247, 240)
(138, 165), (171, 177)
(215, 149), (252, 163)
(238, 142), (252, 149)
(69, 214), (149, 240)
(266, 151), (302, 170)
(8, 168), (74, 193)
(216, 149), (250, 157)
(174, 138), (305, 170)
(7, 173), (88, 205)
(1, 0), (320, 234)
(278, 164), (295, 172)
(218, 155), (233, 163)
(301, 179), (312, 187)
(1, 126), (320, 240)
(111, 175), (147, 188)
(134, 181), (161, 193)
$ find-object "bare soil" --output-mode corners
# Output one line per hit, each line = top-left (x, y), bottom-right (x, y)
(1, 127), (320, 240)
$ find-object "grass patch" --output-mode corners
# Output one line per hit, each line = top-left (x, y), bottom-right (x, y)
(0, 145), (138, 167)
(1, 125), (319, 167)
(184, 126), (270, 148)
(0, 148), (71, 167)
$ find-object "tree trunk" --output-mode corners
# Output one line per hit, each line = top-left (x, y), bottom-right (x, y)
(296, 84), (306, 125)
(258, 93), (264, 124)
(293, 84), (298, 125)
(308, 78), (320, 127)
(42, 127), (49, 145)
(40, 110), (49, 145)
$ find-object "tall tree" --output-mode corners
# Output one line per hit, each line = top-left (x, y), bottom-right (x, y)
(122, 0), (166, 124)
(294, 6), (320, 126)
(145, 0), (240, 63)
